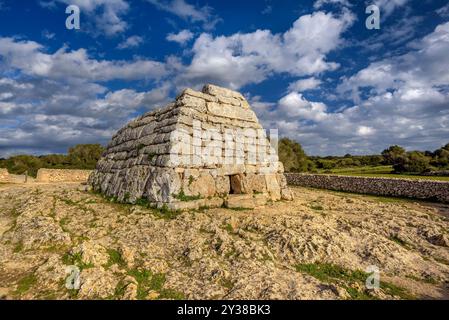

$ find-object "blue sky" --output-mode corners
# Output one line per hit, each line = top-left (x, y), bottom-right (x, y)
(0, 0), (448, 157)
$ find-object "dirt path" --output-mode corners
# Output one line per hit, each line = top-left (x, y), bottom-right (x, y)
(0, 183), (448, 300)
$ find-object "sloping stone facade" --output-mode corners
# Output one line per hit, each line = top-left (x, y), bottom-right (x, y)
(89, 84), (293, 210)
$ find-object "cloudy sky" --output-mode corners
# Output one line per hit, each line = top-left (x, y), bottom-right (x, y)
(0, 0), (448, 157)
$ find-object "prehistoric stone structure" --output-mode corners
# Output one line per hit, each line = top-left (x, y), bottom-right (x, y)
(89, 84), (293, 210)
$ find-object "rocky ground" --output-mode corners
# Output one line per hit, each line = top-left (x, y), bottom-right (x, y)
(0, 182), (448, 300)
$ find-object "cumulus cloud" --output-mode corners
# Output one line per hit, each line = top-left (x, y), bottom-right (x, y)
(0, 37), (167, 82)
(177, 10), (354, 89)
(313, 0), (351, 9)
(117, 35), (144, 49)
(166, 29), (194, 44)
(41, 0), (129, 36)
(255, 22), (449, 155)
(288, 77), (322, 92)
(0, 37), (173, 157)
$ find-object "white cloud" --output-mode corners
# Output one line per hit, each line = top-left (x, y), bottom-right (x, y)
(166, 29), (194, 44)
(178, 11), (354, 89)
(437, 3), (449, 18)
(117, 35), (144, 49)
(288, 77), (322, 92)
(0, 36), (173, 157)
(41, 30), (55, 40)
(146, 0), (221, 30)
(313, 0), (351, 9)
(372, 0), (409, 17)
(278, 92), (328, 121)
(254, 22), (449, 155)
(42, 0), (130, 36)
(0, 37), (167, 82)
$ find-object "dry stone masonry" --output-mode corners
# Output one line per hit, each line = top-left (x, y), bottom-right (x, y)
(89, 84), (293, 210)
(0, 168), (10, 182)
(286, 173), (449, 203)
(36, 169), (93, 183)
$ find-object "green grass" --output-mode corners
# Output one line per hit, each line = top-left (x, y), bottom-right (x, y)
(295, 263), (415, 300)
(15, 274), (37, 296)
(173, 189), (202, 202)
(126, 269), (183, 300)
(13, 242), (24, 253)
(62, 251), (94, 270)
(316, 166), (449, 181)
(390, 235), (413, 250)
(224, 223), (234, 234)
(105, 249), (126, 268)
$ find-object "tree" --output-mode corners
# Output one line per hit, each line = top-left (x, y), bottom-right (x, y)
(278, 138), (309, 172)
(393, 151), (430, 174)
(67, 144), (105, 169)
(381, 145), (406, 165)
(431, 143), (449, 168)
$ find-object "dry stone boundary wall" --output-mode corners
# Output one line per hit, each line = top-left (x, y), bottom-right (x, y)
(285, 173), (449, 203)
(0, 168), (10, 182)
(36, 169), (92, 183)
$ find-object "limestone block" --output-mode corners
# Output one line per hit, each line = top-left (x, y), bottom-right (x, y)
(207, 102), (257, 122)
(176, 93), (206, 113)
(145, 168), (181, 203)
(182, 171), (216, 198)
(215, 175), (231, 195)
(202, 84), (245, 101)
(265, 174), (281, 201)
(244, 174), (267, 193)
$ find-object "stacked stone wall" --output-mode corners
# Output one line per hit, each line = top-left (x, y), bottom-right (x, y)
(285, 173), (449, 203)
(0, 168), (10, 182)
(36, 169), (92, 183)
(89, 84), (293, 209)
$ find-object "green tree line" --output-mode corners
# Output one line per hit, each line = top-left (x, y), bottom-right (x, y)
(0, 144), (105, 177)
(278, 138), (449, 175)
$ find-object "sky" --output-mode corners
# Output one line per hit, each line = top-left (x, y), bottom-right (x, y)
(0, 0), (448, 157)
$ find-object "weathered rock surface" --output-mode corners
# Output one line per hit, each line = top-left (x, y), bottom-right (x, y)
(89, 84), (292, 209)
(1, 183), (448, 300)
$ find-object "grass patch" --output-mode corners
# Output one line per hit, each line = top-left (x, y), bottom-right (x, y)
(62, 251), (94, 270)
(406, 274), (439, 285)
(389, 235), (413, 250)
(13, 242), (24, 253)
(226, 207), (252, 211)
(126, 269), (182, 300)
(173, 189), (202, 202)
(15, 273), (37, 296)
(295, 263), (415, 300)
(224, 223), (234, 234)
(105, 249), (126, 268)
(310, 204), (324, 211)
(315, 166), (449, 181)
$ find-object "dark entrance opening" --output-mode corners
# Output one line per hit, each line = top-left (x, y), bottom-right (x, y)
(229, 174), (243, 194)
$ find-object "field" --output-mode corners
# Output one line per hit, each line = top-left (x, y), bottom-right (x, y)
(0, 182), (448, 300)
(316, 165), (449, 181)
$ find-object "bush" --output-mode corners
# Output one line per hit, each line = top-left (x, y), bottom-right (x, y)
(278, 138), (309, 172)
(382, 145), (406, 165)
(393, 151), (431, 174)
